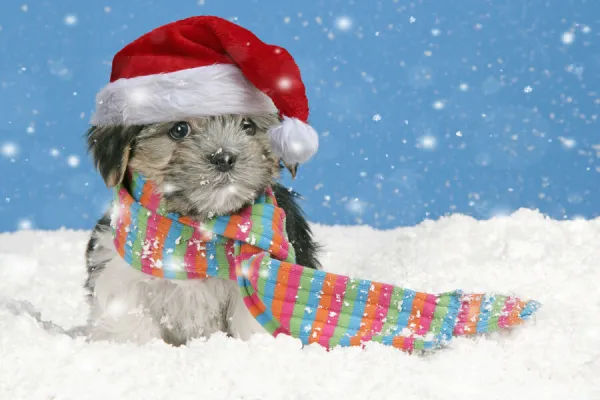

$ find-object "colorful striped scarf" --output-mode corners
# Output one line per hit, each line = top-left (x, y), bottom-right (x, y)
(111, 171), (540, 352)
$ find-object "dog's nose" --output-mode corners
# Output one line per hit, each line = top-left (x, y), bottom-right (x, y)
(210, 151), (237, 172)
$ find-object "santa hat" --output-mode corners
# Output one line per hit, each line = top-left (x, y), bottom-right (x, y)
(91, 16), (318, 165)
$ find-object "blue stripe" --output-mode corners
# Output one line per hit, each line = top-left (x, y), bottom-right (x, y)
(343, 279), (372, 337)
(162, 222), (182, 273)
(338, 336), (351, 347)
(297, 271), (326, 344)
(261, 258), (280, 313)
(394, 289), (416, 334)
(256, 205), (275, 251)
(166, 212), (179, 220)
(205, 240), (218, 277)
(132, 173), (145, 201)
(212, 217), (229, 236)
(439, 291), (461, 342)
(163, 270), (177, 279)
(477, 295), (495, 333)
(123, 201), (140, 265)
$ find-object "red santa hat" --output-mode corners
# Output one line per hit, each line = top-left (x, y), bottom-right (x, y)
(91, 16), (318, 165)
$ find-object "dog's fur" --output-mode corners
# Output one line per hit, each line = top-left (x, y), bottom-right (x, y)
(85, 114), (320, 345)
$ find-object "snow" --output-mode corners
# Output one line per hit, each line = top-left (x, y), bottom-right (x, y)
(1, 209), (599, 399)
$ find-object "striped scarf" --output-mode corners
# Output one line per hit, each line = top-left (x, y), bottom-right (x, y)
(111, 171), (540, 352)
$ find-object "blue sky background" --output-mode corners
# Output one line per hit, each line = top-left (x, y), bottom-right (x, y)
(0, 0), (598, 232)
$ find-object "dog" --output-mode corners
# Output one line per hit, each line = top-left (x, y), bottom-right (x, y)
(84, 114), (320, 346)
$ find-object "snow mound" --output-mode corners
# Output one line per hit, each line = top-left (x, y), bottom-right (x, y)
(1, 209), (599, 400)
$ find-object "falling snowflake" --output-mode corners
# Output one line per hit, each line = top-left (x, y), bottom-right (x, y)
(558, 136), (576, 149)
(277, 77), (292, 90)
(561, 31), (575, 45)
(334, 16), (352, 31)
(372, 114), (382, 122)
(49, 148), (60, 157)
(418, 135), (438, 150)
(1, 142), (18, 158)
(459, 83), (469, 92)
(409, 16), (416, 24)
(67, 155), (80, 167)
(18, 219), (33, 230)
(432, 100), (445, 110)
(523, 86), (533, 94)
(64, 14), (78, 26)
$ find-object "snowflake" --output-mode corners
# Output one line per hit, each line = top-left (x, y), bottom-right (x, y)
(1, 142), (18, 158)
(523, 86), (533, 94)
(372, 114), (382, 122)
(561, 31), (575, 45)
(64, 14), (77, 26)
(334, 16), (352, 31)
(67, 155), (80, 167)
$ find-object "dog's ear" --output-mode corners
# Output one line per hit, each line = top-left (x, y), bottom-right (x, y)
(86, 125), (142, 188)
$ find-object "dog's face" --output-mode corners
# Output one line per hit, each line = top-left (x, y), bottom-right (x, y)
(88, 114), (281, 220)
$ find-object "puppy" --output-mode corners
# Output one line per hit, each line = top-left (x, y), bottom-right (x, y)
(85, 114), (320, 346)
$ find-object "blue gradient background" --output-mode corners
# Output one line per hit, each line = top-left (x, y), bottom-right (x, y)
(0, 0), (598, 232)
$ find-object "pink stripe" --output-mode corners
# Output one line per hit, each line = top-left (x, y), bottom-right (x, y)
(234, 207), (252, 241)
(146, 190), (161, 212)
(184, 229), (201, 275)
(278, 264), (304, 331)
(140, 214), (159, 271)
(417, 294), (438, 335)
(453, 300), (470, 335)
(403, 337), (415, 351)
(141, 265), (153, 275)
(371, 283), (394, 335)
(318, 274), (349, 347)
(498, 299), (514, 328)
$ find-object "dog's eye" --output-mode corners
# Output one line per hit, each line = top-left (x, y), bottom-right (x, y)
(169, 122), (190, 140)
(241, 118), (256, 136)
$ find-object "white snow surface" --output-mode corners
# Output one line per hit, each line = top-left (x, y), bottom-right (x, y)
(1, 209), (599, 399)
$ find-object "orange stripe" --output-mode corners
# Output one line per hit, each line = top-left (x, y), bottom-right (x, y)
(149, 217), (172, 267)
(139, 180), (155, 205)
(307, 273), (337, 344)
(356, 282), (383, 337)
(151, 268), (164, 278)
(407, 292), (427, 334)
(270, 265), (290, 320)
(392, 336), (405, 350)
(508, 299), (524, 326)
(269, 211), (284, 253)
(116, 193), (134, 256)
(465, 294), (483, 334)
(194, 243), (209, 277)
(224, 215), (242, 238)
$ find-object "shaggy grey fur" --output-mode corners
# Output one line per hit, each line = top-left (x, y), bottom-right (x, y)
(85, 114), (320, 345)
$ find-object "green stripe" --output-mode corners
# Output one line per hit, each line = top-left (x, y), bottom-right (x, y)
(488, 295), (507, 332)
(329, 278), (360, 347)
(173, 224), (194, 269)
(289, 267), (312, 337)
(428, 293), (451, 336)
(380, 287), (404, 336)
(249, 205), (266, 246)
(131, 207), (150, 270)
(215, 237), (230, 279)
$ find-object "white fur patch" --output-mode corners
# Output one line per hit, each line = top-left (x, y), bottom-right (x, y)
(87, 228), (264, 344)
(91, 64), (278, 126)
(268, 117), (319, 164)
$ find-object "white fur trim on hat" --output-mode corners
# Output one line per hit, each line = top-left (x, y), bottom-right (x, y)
(90, 64), (277, 126)
(268, 117), (319, 164)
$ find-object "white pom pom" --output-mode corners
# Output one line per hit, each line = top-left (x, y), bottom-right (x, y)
(268, 117), (319, 164)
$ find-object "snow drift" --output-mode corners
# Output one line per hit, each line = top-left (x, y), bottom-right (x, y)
(1, 209), (598, 400)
